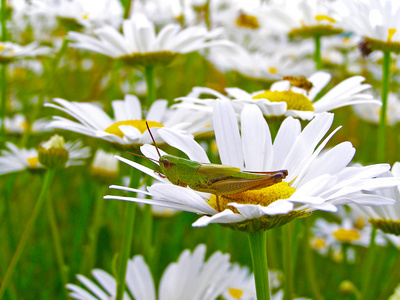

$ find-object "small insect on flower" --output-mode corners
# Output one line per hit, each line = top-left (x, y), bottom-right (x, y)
(283, 75), (314, 93)
(130, 123), (288, 212)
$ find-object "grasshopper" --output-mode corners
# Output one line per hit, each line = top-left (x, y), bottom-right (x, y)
(136, 123), (288, 212)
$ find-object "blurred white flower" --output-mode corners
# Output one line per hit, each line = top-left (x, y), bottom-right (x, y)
(353, 92), (400, 125)
(46, 94), (213, 147)
(67, 12), (233, 66)
(0, 140), (90, 175)
(177, 71), (380, 120)
(0, 42), (51, 63)
(67, 244), (245, 300)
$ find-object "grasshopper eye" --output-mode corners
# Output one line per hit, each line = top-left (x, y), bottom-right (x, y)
(162, 158), (170, 170)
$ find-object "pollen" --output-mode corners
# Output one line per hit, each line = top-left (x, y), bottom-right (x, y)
(252, 90), (314, 111)
(236, 13), (260, 29)
(228, 288), (244, 299)
(333, 228), (360, 243)
(27, 156), (39, 168)
(104, 120), (163, 139)
(388, 28), (397, 43)
(315, 14), (336, 23)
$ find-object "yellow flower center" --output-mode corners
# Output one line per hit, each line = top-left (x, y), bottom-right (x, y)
(312, 237), (326, 249)
(252, 90), (314, 111)
(388, 28), (397, 43)
(355, 217), (366, 230)
(82, 13), (89, 19)
(27, 156), (39, 167)
(315, 14), (336, 23)
(236, 13), (260, 29)
(333, 228), (360, 243)
(104, 120), (164, 139)
(268, 67), (278, 74)
(228, 288), (244, 299)
(208, 182), (296, 212)
(0, 44), (5, 51)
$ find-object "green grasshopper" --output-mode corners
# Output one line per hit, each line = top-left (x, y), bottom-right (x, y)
(136, 123), (288, 212)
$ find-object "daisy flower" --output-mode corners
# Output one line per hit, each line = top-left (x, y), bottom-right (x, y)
(46, 94), (213, 148)
(67, 12), (233, 66)
(268, 1), (343, 38)
(0, 114), (51, 134)
(105, 100), (398, 231)
(0, 42), (51, 64)
(90, 149), (119, 183)
(30, 0), (123, 29)
(335, 0), (400, 53)
(0, 140), (90, 175)
(353, 92), (400, 125)
(347, 162), (400, 236)
(177, 71), (380, 120)
(67, 244), (240, 300)
(206, 45), (315, 81)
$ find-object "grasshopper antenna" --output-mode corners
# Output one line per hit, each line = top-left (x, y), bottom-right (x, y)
(126, 151), (158, 163)
(146, 121), (162, 158)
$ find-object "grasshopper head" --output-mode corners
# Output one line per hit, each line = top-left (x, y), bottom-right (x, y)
(159, 155), (179, 178)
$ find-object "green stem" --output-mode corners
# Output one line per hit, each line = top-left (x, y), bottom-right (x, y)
(282, 224), (293, 300)
(0, 169), (55, 299)
(142, 204), (154, 268)
(1, 0), (6, 41)
(144, 65), (156, 110)
(115, 169), (139, 300)
(248, 231), (270, 300)
(122, 0), (133, 19)
(0, 63), (6, 144)
(83, 185), (107, 273)
(45, 195), (69, 299)
(361, 227), (377, 300)
(21, 39), (69, 147)
(314, 35), (322, 70)
(377, 51), (391, 162)
(304, 218), (324, 300)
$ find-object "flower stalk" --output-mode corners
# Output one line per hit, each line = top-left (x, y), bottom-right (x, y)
(115, 168), (139, 300)
(144, 65), (156, 110)
(314, 35), (322, 70)
(46, 195), (69, 299)
(282, 223), (294, 300)
(0, 168), (55, 300)
(377, 51), (391, 162)
(248, 230), (271, 300)
(361, 227), (377, 300)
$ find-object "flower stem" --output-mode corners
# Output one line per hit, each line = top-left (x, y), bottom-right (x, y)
(122, 0), (132, 19)
(304, 218), (324, 300)
(248, 231), (270, 300)
(144, 65), (156, 110)
(377, 51), (391, 162)
(0, 168), (55, 300)
(314, 35), (322, 70)
(361, 227), (377, 300)
(83, 185), (107, 273)
(282, 223), (294, 300)
(0, 63), (7, 145)
(115, 168), (139, 300)
(45, 194), (69, 299)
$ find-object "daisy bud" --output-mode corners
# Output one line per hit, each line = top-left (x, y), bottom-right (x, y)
(90, 150), (119, 183)
(38, 135), (69, 169)
(339, 280), (358, 296)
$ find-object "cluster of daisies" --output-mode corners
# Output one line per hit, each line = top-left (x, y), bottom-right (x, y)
(3, 0), (400, 299)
